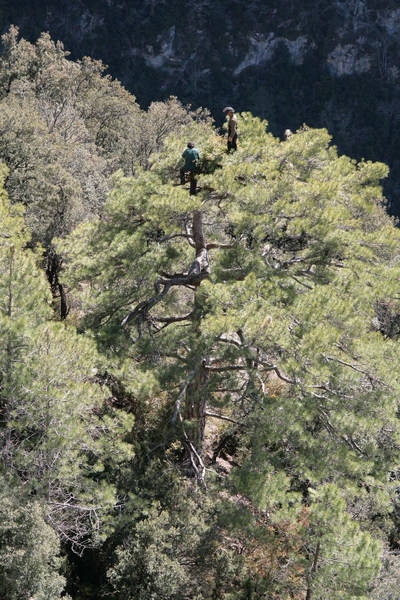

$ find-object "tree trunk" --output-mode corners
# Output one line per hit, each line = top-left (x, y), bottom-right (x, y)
(182, 210), (210, 478)
(45, 250), (69, 319)
(122, 209), (211, 478)
(184, 363), (208, 453)
(305, 540), (320, 600)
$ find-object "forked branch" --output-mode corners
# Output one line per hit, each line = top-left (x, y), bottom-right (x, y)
(121, 210), (210, 331)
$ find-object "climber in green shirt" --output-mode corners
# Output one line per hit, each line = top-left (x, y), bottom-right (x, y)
(180, 142), (200, 195)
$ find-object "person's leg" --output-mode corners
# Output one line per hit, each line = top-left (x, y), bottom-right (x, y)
(180, 167), (186, 184)
(189, 171), (197, 195)
(232, 133), (237, 151)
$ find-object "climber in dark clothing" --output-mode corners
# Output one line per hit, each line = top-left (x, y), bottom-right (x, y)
(180, 142), (200, 195)
(223, 106), (238, 152)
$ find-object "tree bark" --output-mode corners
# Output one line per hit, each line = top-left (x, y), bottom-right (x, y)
(182, 210), (210, 476)
(184, 363), (208, 453)
(45, 250), (69, 320)
(121, 209), (210, 329)
(305, 540), (321, 600)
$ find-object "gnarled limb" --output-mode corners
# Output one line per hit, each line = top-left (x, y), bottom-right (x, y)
(121, 209), (210, 330)
(120, 269), (209, 329)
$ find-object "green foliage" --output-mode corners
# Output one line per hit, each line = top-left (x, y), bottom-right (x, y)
(303, 484), (382, 600)
(96, 459), (236, 600)
(0, 168), (134, 554)
(5, 0), (400, 210)
(108, 503), (202, 600)
(0, 26), (216, 321)
(3, 320), (134, 549)
(0, 27), (108, 247)
(0, 474), (68, 600)
(0, 26), (212, 314)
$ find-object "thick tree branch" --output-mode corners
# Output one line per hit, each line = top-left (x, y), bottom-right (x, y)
(205, 356), (297, 386)
(159, 271), (187, 279)
(306, 541), (321, 600)
(206, 242), (234, 250)
(154, 311), (195, 324)
(215, 335), (243, 349)
(158, 233), (193, 243)
(121, 210), (211, 330)
(205, 412), (244, 426)
(204, 364), (247, 372)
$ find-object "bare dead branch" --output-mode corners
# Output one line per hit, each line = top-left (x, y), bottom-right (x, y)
(177, 410), (207, 485)
(206, 242), (235, 250)
(172, 371), (196, 423)
(205, 412), (244, 426)
(154, 311), (194, 323)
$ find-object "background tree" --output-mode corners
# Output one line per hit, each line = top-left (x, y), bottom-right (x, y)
(0, 474), (68, 600)
(0, 27), (210, 317)
(0, 166), (134, 560)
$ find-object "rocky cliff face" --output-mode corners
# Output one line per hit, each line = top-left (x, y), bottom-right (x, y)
(2, 0), (400, 210)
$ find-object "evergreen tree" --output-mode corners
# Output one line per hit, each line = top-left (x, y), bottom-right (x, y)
(0, 166), (134, 555)
(0, 474), (68, 600)
(61, 113), (400, 597)
(0, 27), (209, 317)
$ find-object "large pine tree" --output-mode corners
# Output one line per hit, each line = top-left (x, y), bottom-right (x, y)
(60, 114), (400, 598)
